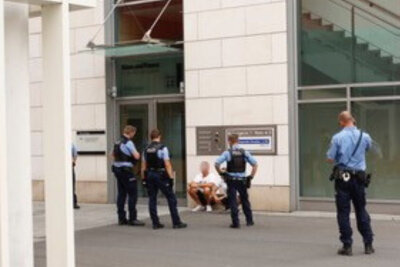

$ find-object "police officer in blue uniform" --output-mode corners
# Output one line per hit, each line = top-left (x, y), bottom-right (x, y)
(215, 134), (258, 229)
(142, 129), (187, 230)
(327, 111), (374, 256)
(112, 125), (145, 226)
(72, 143), (80, 209)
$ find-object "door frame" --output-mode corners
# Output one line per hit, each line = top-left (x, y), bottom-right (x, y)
(108, 94), (185, 202)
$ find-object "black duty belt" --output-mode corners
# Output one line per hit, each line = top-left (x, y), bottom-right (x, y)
(148, 168), (166, 172)
(338, 170), (365, 182)
(227, 176), (246, 181)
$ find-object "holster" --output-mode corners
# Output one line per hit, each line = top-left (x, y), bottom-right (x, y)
(246, 176), (253, 189)
(329, 166), (343, 181)
(356, 172), (372, 187)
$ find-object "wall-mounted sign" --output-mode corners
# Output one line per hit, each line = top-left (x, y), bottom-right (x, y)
(76, 131), (106, 155)
(196, 125), (277, 156)
(196, 127), (225, 156)
(225, 126), (277, 155)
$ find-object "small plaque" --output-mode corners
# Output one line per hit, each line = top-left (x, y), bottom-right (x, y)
(196, 127), (225, 155)
(76, 131), (106, 155)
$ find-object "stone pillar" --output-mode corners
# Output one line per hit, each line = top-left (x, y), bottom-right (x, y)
(4, 2), (34, 267)
(42, 1), (75, 266)
(0, 0), (10, 266)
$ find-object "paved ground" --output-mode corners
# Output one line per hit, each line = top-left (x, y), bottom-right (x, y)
(33, 202), (185, 242)
(33, 203), (400, 267)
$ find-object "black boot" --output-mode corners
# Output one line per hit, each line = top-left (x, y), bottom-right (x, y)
(118, 218), (128, 225)
(365, 243), (375, 255)
(128, 219), (145, 226)
(229, 224), (240, 229)
(173, 222), (188, 229)
(337, 244), (352, 256)
(246, 221), (255, 227)
(152, 223), (165, 230)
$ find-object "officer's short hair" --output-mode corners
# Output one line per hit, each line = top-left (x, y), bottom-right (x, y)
(228, 134), (239, 143)
(338, 111), (356, 124)
(124, 125), (137, 135)
(150, 129), (161, 140)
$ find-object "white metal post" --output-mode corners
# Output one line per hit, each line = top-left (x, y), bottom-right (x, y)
(4, 3), (33, 267)
(42, 1), (75, 267)
(0, 0), (10, 266)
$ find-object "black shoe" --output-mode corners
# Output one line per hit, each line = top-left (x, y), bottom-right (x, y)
(128, 220), (145, 226)
(173, 223), (188, 229)
(247, 221), (255, 227)
(119, 218), (128, 225)
(152, 223), (165, 230)
(365, 243), (375, 255)
(74, 205), (80, 210)
(230, 224), (240, 229)
(337, 245), (353, 256)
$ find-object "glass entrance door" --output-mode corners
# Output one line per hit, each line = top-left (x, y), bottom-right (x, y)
(157, 102), (186, 198)
(119, 103), (150, 197)
(117, 99), (186, 198)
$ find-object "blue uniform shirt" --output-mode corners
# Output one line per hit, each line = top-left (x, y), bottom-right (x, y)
(215, 144), (257, 178)
(71, 144), (78, 159)
(327, 126), (372, 171)
(113, 140), (138, 168)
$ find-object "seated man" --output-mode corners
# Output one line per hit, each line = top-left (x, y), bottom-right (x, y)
(188, 161), (220, 212)
(210, 175), (229, 210)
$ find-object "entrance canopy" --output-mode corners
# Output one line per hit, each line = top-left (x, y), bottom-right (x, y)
(85, 42), (182, 57)
(82, 0), (183, 58)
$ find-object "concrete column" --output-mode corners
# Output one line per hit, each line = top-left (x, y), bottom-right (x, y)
(4, 3), (33, 267)
(42, 1), (75, 267)
(0, 1), (10, 266)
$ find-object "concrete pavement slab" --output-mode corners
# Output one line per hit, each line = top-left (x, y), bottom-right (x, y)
(34, 210), (400, 267)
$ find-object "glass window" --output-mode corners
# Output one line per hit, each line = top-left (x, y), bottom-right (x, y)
(299, 102), (347, 198)
(298, 88), (346, 100)
(115, 54), (183, 97)
(299, 0), (400, 86)
(352, 85), (400, 97)
(352, 100), (400, 200)
(115, 0), (183, 44)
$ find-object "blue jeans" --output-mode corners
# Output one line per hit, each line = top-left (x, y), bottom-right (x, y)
(146, 171), (181, 226)
(335, 177), (374, 245)
(227, 179), (253, 226)
(112, 166), (138, 221)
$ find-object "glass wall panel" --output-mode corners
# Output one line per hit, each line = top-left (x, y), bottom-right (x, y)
(352, 100), (400, 200)
(115, 0), (183, 44)
(299, 102), (347, 197)
(116, 54), (183, 97)
(299, 0), (400, 86)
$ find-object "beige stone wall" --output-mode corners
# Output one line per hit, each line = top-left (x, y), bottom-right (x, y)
(184, 0), (291, 212)
(29, 0), (107, 203)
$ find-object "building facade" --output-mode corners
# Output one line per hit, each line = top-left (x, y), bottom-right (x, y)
(30, 0), (400, 212)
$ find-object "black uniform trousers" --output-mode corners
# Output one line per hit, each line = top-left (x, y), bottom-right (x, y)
(112, 166), (138, 221)
(72, 165), (78, 207)
(227, 179), (253, 226)
(146, 170), (181, 226)
(335, 175), (374, 246)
